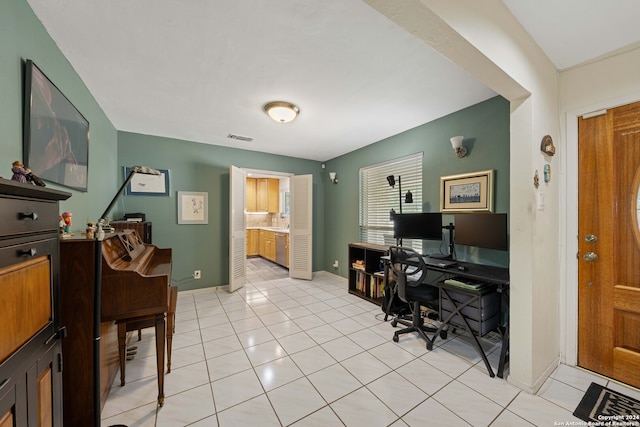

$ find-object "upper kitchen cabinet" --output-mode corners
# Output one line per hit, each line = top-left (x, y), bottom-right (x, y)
(247, 178), (279, 213)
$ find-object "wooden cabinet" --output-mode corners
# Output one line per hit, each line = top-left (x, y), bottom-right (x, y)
(348, 243), (388, 305)
(286, 234), (290, 268)
(246, 229), (259, 256)
(260, 230), (276, 262)
(0, 180), (70, 427)
(246, 178), (257, 212)
(246, 178), (279, 212)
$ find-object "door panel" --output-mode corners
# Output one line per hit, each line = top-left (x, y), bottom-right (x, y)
(578, 101), (640, 387)
(289, 174), (312, 280)
(229, 166), (247, 292)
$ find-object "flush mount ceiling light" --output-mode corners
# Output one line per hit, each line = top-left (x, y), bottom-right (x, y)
(263, 101), (300, 124)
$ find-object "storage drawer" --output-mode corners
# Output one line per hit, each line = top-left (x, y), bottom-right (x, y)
(0, 197), (59, 237)
(440, 288), (500, 337)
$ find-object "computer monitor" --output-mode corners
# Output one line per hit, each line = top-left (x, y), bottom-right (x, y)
(393, 212), (443, 240)
(454, 213), (508, 251)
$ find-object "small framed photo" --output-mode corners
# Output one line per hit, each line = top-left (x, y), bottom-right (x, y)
(177, 191), (208, 224)
(125, 167), (170, 196)
(440, 169), (495, 213)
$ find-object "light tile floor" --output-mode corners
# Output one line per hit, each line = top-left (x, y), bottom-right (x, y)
(101, 258), (640, 426)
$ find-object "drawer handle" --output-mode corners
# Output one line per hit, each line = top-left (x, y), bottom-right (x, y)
(19, 248), (37, 257)
(19, 212), (38, 221)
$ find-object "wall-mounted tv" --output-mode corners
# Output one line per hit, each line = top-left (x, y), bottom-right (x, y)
(23, 59), (89, 191)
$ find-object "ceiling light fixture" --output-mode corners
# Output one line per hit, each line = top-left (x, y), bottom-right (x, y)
(263, 101), (300, 124)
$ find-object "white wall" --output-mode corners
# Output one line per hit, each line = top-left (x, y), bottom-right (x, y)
(365, 0), (562, 392)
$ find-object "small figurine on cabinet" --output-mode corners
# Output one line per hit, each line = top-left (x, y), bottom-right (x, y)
(61, 211), (72, 234)
(85, 222), (96, 239)
(11, 161), (46, 187)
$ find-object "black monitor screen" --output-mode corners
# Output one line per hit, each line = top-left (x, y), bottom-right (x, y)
(454, 213), (508, 251)
(393, 213), (442, 240)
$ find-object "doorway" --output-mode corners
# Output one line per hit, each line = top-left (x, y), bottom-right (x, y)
(577, 100), (640, 388)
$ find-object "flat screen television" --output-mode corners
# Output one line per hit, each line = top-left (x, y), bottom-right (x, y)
(393, 212), (443, 240)
(23, 59), (89, 191)
(454, 213), (508, 251)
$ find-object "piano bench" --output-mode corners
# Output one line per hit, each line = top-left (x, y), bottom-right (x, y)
(116, 285), (178, 387)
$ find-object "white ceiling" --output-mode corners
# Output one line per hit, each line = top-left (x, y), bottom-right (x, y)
(26, 0), (640, 162)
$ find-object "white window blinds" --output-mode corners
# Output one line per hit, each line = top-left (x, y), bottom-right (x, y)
(359, 153), (423, 250)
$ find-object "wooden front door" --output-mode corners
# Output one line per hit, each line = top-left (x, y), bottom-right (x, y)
(578, 101), (640, 387)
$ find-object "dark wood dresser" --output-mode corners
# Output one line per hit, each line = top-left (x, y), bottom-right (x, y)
(0, 180), (70, 427)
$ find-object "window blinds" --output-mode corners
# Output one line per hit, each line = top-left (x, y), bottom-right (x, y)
(359, 153), (423, 250)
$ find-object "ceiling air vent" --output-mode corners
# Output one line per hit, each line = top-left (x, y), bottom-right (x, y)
(227, 133), (253, 142)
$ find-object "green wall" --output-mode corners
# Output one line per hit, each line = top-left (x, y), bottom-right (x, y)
(324, 96), (510, 275)
(116, 132), (324, 290)
(1, 1), (118, 225)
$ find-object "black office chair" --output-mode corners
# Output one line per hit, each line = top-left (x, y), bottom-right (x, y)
(389, 246), (446, 350)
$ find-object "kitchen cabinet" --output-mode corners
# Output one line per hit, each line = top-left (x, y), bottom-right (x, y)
(246, 229), (259, 256)
(246, 178), (279, 212)
(260, 230), (276, 262)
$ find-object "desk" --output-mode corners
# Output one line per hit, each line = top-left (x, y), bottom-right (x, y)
(383, 255), (509, 378)
(424, 258), (509, 378)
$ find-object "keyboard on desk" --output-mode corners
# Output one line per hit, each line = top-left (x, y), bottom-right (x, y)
(423, 256), (458, 268)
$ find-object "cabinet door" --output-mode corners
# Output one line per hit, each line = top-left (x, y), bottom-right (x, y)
(27, 341), (63, 427)
(267, 179), (279, 213)
(246, 178), (257, 212)
(286, 234), (290, 268)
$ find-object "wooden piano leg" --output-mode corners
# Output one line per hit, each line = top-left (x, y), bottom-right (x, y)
(166, 286), (178, 374)
(154, 313), (166, 407)
(118, 322), (127, 386)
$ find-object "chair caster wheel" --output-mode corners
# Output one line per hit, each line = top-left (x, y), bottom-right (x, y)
(393, 334), (399, 343)
(391, 319), (397, 327)
(440, 330), (448, 339)
(426, 342), (433, 351)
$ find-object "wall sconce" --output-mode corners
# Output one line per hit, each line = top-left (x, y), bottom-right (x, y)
(329, 172), (338, 184)
(263, 101), (300, 123)
(450, 136), (467, 158)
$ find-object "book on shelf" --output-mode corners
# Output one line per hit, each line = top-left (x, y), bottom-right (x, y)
(352, 260), (365, 270)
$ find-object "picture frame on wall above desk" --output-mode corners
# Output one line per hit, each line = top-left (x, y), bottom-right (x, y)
(440, 169), (494, 213)
(125, 167), (170, 196)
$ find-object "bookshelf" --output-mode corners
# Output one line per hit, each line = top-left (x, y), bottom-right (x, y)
(348, 243), (388, 305)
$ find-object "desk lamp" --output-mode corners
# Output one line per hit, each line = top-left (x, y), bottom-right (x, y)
(93, 166), (160, 427)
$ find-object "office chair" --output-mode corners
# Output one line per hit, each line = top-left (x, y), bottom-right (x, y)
(388, 246), (446, 350)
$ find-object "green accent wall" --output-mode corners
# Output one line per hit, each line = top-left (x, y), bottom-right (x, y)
(1, 1), (118, 226)
(116, 132), (324, 290)
(323, 96), (510, 275)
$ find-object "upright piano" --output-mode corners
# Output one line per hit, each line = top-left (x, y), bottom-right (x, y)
(60, 231), (172, 426)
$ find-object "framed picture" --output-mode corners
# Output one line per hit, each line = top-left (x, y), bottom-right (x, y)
(440, 169), (495, 213)
(24, 60), (90, 191)
(125, 167), (170, 196)
(178, 191), (208, 224)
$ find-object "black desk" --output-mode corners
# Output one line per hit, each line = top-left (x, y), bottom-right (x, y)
(383, 255), (509, 378)
(424, 258), (509, 378)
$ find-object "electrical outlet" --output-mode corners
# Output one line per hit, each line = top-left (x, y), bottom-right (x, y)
(332, 260), (339, 268)
(193, 270), (201, 279)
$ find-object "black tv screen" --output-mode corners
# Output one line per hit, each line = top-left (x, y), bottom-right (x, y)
(454, 213), (508, 251)
(23, 59), (89, 191)
(393, 213), (442, 240)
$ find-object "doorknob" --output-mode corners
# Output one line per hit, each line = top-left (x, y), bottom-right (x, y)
(583, 252), (599, 262)
(584, 234), (598, 243)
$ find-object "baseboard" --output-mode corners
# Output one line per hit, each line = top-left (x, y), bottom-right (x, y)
(508, 356), (560, 394)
